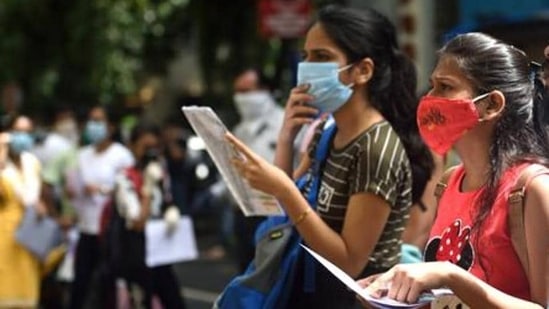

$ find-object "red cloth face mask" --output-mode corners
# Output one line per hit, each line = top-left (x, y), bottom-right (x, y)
(417, 93), (489, 155)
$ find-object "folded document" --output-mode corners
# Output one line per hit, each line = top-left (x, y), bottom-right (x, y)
(301, 245), (453, 309)
(182, 106), (283, 216)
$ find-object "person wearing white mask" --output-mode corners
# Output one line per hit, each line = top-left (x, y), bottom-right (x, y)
(205, 69), (286, 269)
(233, 69), (286, 270)
(232, 68), (285, 162)
(67, 105), (134, 309)
(32, 106), (78, 161)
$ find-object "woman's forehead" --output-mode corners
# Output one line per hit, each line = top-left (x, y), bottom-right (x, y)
(432, 55), (469, 82)
(303, 23), (339, 53)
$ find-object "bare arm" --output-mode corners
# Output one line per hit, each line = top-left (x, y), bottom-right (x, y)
(362, 174), (549, 308)
(522, 175), (549, 305)
(280, 186), (392, 277)
(229, 133), (391, 277)
(360, 262), (543, 308)
(131, 191), (152, 231)
(446, 264), (544, 308)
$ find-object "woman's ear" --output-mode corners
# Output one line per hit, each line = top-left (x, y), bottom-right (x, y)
(354, 58), (374, 86)
(481, 90), (506, 121)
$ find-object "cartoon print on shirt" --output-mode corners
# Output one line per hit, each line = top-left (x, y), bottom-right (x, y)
(317, 181), (335, 212)
(424, 219), (474, 271)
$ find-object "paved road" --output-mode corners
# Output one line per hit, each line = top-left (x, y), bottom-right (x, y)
(175, 257), (238, 309)
(174, 226), (239, 309)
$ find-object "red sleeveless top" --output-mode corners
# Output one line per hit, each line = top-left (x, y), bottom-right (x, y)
(425, 164), (530, 300)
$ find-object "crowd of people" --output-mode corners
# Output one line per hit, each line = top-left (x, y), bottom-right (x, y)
(0, 104), (197, 308)
(0, 4), (547, 309)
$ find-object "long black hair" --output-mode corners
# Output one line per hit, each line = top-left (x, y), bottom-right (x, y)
(317, 5), (434, 205)
(439, 33), (549, 243)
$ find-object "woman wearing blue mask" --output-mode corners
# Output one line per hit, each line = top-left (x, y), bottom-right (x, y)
(226, 5), (433, 308)
(67, 106), (134, 309)
(0, 115), (48, 308)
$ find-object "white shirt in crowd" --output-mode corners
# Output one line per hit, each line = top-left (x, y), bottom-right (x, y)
(2, 151), (42, 207)
(70, 142), (134, 235)
(232, 93), (285, 163)
(32, 133), (73, 166)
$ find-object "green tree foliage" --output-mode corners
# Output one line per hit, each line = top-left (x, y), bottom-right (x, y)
(0, 0), (345, 117)
(0, 0), (189, 113)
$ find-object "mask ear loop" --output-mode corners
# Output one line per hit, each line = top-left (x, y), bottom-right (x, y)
(337, 63), (354, 72)
(337, 63), (356, 88)
(472, 92), (491, 103)
(473, 92), (492, 123)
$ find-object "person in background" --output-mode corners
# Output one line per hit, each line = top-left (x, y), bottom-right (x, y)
(35, 106), (79, 219)
(105, 124), (186, 309)
(67, 106), (134, 309)
(226, 5), (433, 308)
(161, 122), (192, 214)
(0, 115), (47, 308)
(359, 32), (548, 308)
(229, 68), (286, 270)
(36, 107), (80, 309)
(32, 106), (78, 166)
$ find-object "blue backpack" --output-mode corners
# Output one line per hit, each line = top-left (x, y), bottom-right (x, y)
(214, 118), (337, 309)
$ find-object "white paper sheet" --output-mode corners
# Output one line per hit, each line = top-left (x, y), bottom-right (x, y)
(145, 217), (198, 267)
(301, 245), (453, 309)
(181, 106), (284, 216)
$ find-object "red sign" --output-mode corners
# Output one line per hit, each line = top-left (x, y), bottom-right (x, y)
(258, 0), (312, 39)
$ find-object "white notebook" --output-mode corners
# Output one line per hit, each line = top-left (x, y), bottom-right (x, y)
(145, 217), (198, 267)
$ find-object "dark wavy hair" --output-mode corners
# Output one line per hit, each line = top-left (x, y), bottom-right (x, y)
(317, 5), (434, 205)
(439, 33), (549, 246)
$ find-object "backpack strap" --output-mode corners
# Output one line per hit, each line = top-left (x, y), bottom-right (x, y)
(295, 116), (336, 206)
(296, 116), (336, 294)
(434, 165), (459, 202)
(308, 116), (336, 204)
(507, 164), (549, 277)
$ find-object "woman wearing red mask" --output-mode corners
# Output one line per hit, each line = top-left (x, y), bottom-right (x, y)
(359, 33), (549, 308)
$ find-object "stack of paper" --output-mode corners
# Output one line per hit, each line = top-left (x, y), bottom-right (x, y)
(182, 106), (284, 217)
(145, 217), (198, 267)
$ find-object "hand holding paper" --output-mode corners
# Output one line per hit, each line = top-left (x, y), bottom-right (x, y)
(226, 132), (295, 198)
(182, 106), (283, 216)
(301, 245), (453, 308)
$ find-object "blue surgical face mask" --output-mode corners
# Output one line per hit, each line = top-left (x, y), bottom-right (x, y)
(9, 131), (34, 154)
(85, 120), (108, 144)
(297, 62), (354, 114)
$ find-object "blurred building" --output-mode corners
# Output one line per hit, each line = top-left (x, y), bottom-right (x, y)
(348, 0), (549, 92)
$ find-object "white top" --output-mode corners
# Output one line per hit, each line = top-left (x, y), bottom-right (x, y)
(2, 151), (42, 207)
(71, 142), (134, 234)
(32, 133), (73, 166)
(232, 103), (285, 163)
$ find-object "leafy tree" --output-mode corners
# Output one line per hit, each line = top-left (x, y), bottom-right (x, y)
(0, 0), (346, 118)
(0, 0), (189, 114)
